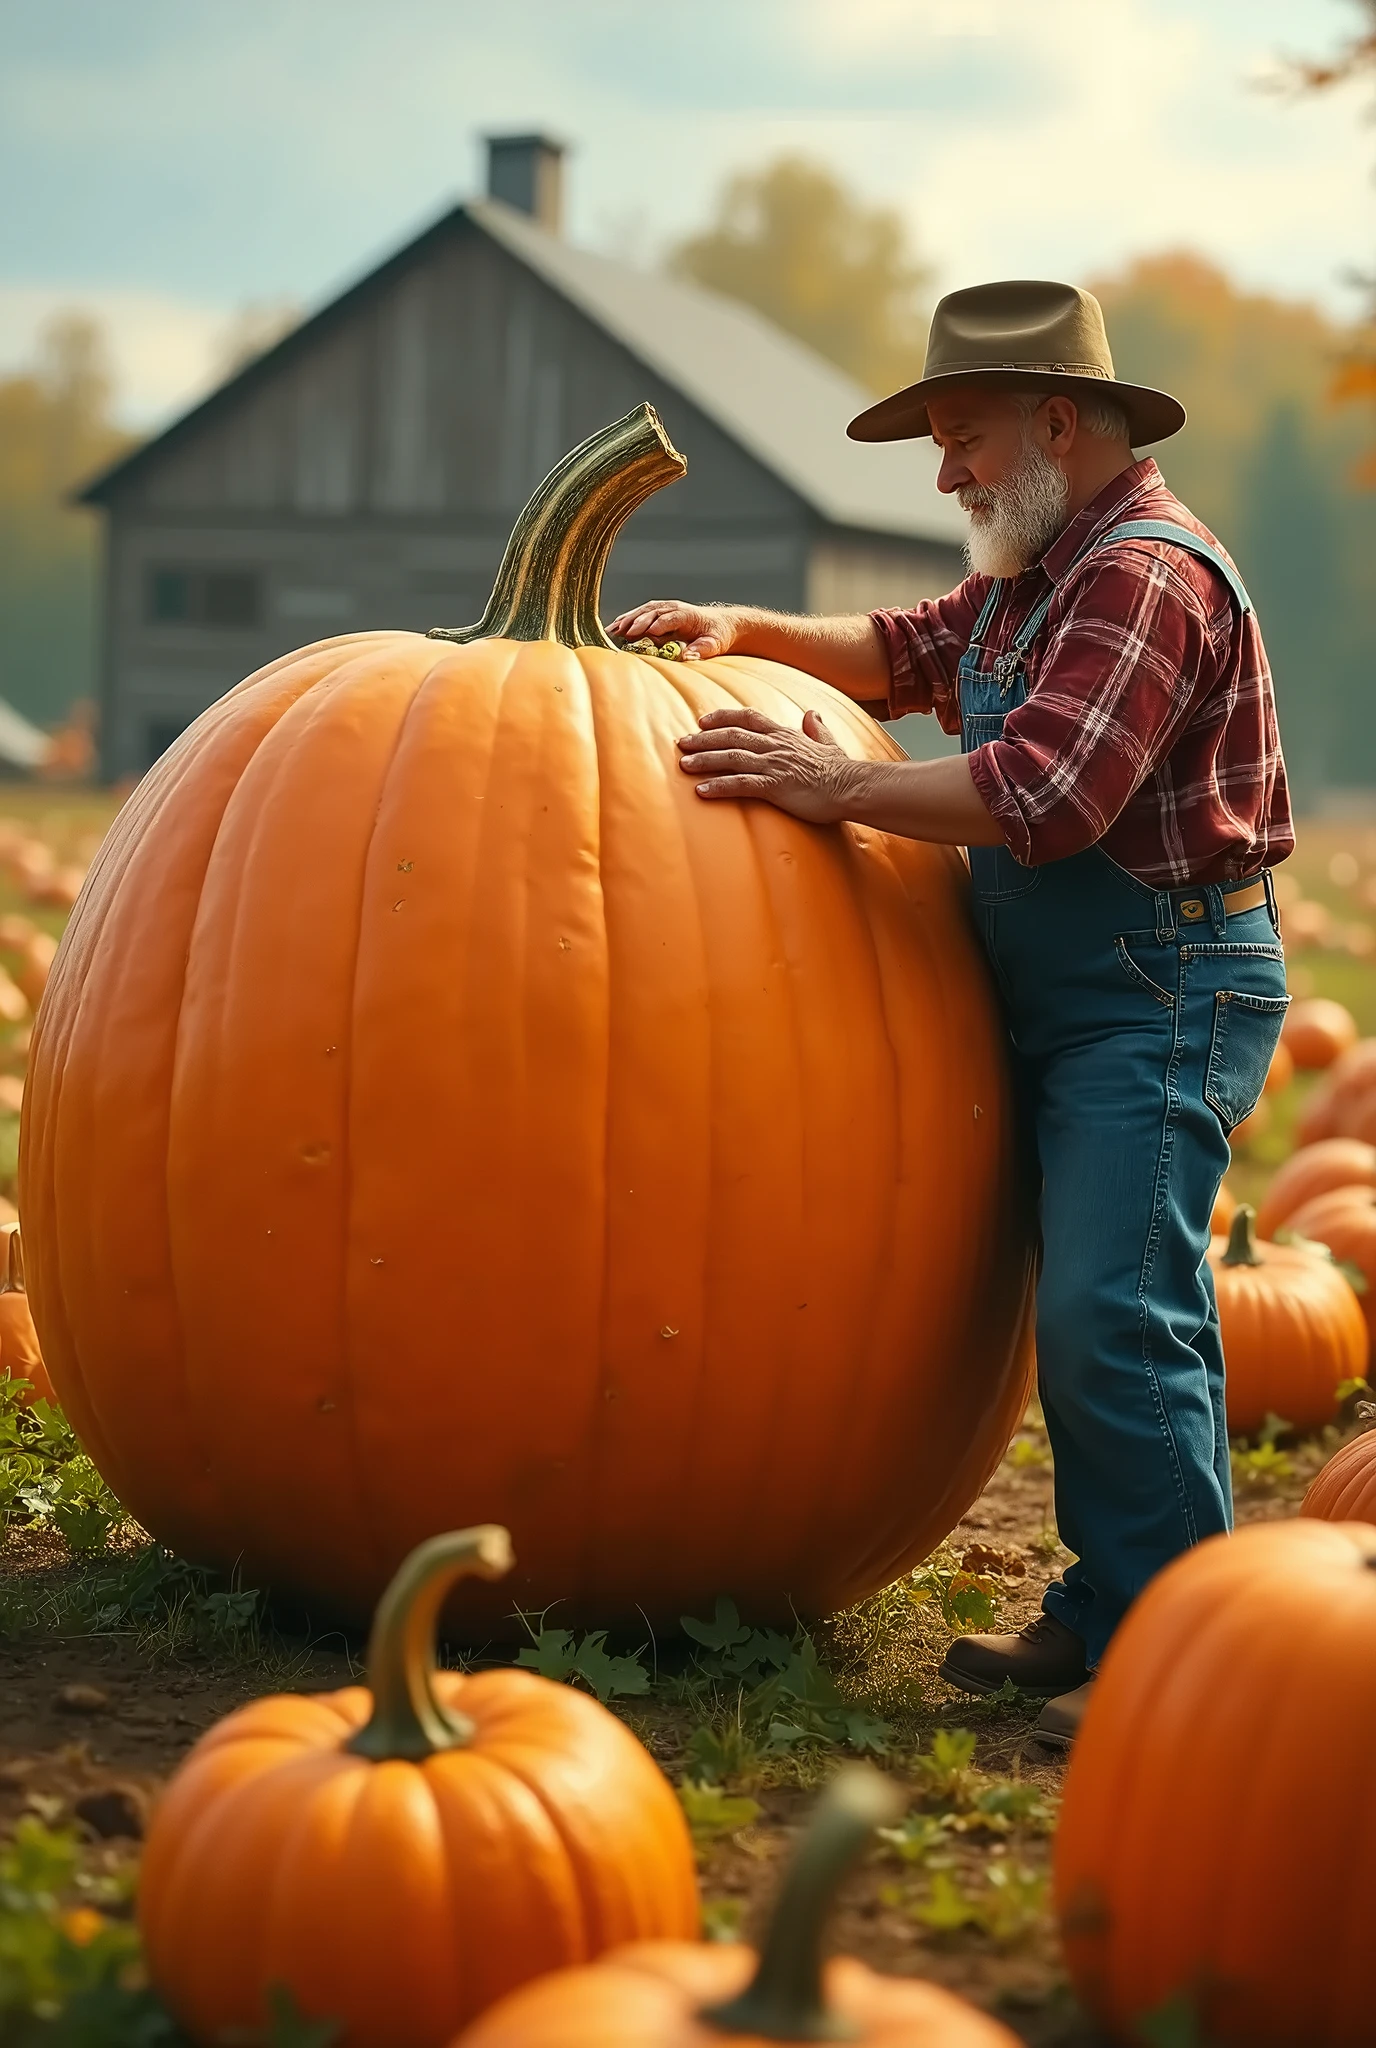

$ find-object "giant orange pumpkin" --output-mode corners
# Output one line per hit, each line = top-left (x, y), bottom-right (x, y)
(20, 407), (1035, 1632)
(1281, 994), (1358, 1071)
(1055, 1519), (1376, 2046)
(1209, 1206), (1367, 1436)
(141, 1526), (699, 2048)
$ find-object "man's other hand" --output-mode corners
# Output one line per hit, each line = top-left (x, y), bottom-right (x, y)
(608, 599), (740, 660)
(676, 707), (859, 823)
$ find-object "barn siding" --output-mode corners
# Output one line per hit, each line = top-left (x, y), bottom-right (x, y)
(94, 214), (961, 778)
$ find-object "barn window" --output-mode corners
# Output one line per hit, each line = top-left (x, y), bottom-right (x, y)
(146, 567), (261, 628)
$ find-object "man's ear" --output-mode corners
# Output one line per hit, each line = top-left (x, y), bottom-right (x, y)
(1043, 395), (1079, 453)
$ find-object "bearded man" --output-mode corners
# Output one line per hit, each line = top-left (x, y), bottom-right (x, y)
(610, 279), (1292, 1747)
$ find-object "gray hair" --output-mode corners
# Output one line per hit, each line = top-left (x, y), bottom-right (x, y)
(1013, 388), (1133, 446)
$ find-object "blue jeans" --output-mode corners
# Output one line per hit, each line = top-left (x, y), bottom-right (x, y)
(973, 845), (1289, 1665)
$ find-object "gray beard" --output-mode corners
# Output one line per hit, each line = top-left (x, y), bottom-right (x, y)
(959, 440), (1071, 578)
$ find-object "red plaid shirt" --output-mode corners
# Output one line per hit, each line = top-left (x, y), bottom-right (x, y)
(871, 458), (1293, 887)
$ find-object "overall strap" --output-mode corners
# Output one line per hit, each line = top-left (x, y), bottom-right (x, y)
(1099, 519), (1253, 615)
(967, 578), (1004, 649)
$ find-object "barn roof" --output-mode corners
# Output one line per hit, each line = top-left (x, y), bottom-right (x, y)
(81, 198), (965, 547)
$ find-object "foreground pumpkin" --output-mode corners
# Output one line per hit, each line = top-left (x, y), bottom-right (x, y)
(140, 1526), (697, 2048)
(1302, 1420), (1376, 1523)
(1254, 1136), (1376, 1238)
(456, 1766), (1018, 2048)
(1209, 1205), (1367, 1435)
(1055, 1519), (1376, 2046)
(21, 406), (1034, 1632)
(0, 1227), (52, 1405)
(1281, 994), (1358, 1071)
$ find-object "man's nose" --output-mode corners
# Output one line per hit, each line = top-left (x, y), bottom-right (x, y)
(936, 450), (972, 496)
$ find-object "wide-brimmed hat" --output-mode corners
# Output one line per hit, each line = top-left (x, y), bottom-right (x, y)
(847, 279), (1186, 448)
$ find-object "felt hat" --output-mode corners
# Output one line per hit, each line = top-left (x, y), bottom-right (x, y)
(847, 278), (1186, 447)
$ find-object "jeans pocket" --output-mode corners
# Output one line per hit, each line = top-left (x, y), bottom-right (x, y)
(1204, 990), (1291, 1129)
(1114, 934), (1175, 1006)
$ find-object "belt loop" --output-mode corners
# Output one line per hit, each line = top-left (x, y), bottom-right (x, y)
(1206, 883), (1226, 938)
(1154, 888), (1175, 944)
(1263, 868), (1280, 939)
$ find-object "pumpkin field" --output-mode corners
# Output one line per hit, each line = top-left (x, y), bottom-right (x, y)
(0, 766), (1372, 2046)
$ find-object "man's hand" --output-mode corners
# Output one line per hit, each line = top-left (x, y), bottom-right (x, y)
(608, 599), (741, 660)
(676, 706), (860, 823)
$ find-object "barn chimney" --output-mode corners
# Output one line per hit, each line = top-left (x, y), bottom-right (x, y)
(485, 133), (565, 234)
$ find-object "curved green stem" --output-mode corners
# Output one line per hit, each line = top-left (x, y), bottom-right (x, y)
(427, 403), (686, 651)
(346, 1525), (514, 1762)
(1223, 1204), (1262, 1267)
(700, 1767), (902, 2042)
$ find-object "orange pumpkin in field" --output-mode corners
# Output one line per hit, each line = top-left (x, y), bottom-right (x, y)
(1302, 1424), (1376, 1524)
(1254, 1137), (1376, 1239)
(1055, 1519), (1376, 2047)
(1262, 1037), (1293, 1094)
(20, 407), (1035, 1633)
(1209, 1206), (1367, 1435)
(1284, 1183), (1376, 1350)
(141, 1527), (698, 2048)
(456, 1768), (1019, 2048)
(1281, 994), (1358, 1071)
(0, 1227), (52, 1405)
(1296, 1036), (1376, 1145)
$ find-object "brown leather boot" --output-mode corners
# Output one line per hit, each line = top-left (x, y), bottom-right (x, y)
(1033, 1679), (1094, 1749)
(938, 1612), (1090, 1698)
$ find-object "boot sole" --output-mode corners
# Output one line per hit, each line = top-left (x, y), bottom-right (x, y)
(936, 1656), (1078, 1701)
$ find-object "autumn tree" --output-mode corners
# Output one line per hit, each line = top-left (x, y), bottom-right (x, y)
(667, 156), (931, 395)
(0, 315), (132, 725)
(1281, 0), (1376, 477)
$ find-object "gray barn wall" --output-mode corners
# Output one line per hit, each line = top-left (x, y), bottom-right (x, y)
(96, 217), (960, 778)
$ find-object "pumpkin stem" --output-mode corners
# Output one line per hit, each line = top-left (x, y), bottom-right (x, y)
(426, 403), (686, 652)
(1222, 1204), (1263, 1267)
(2, 1227), (23, 1295)
(699, 1766), (902, 2042)
(345, 1525), (514, 1762)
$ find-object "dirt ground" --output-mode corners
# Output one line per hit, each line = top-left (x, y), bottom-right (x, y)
(0, 1406), (1338, 2047)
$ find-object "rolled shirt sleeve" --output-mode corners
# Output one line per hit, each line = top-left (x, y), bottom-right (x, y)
(965, 552), (1220, 867)
(870, 577), (988, 733)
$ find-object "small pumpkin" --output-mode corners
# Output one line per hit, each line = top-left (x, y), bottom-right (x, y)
(1284, 1183), (1376, 1351)
(0, 1227), (53, 1405)
(1296, 1036), (1376, 1145)
(1302, 1420), (1376, 1523)
(1209, 1182), (1237, 1236)
(1209, 1205), (1367, 1436)
(1282, 994), (1358, 1071)
(1262, 1037), (1293, 1095)
(139, 1526), (698, 2048)
(1055, 1519), (1376, 2046)
(455, 1766), (1019, 2048)
(1254, 1137), (1376, 1239)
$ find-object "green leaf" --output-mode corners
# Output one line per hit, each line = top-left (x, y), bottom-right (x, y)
(913, 1870), (980, 1932)
(678, 1779), (762, 1840)
(1135, 1991), (1205, 2048)
(515, 1628), (581, 1684)
(569, 1632), (649, 1702)
(700, 1897), (744, 1943)
(680, 1596), (750, 1655)
(877, 1812), (953, 1863)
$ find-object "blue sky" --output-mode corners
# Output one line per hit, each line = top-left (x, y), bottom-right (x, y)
(2, 0), (1373, 423)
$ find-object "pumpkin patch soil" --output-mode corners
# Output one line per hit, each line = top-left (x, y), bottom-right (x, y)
(0, 1414), (1334, 2048)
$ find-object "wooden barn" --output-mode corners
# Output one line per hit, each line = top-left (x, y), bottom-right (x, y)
(81, 135), (965, 780)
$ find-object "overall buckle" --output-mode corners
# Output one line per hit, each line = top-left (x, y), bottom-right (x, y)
(991, 651), (1021, 694)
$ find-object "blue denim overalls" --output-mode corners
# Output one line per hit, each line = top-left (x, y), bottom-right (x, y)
(960, 520), (1289, 1664)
